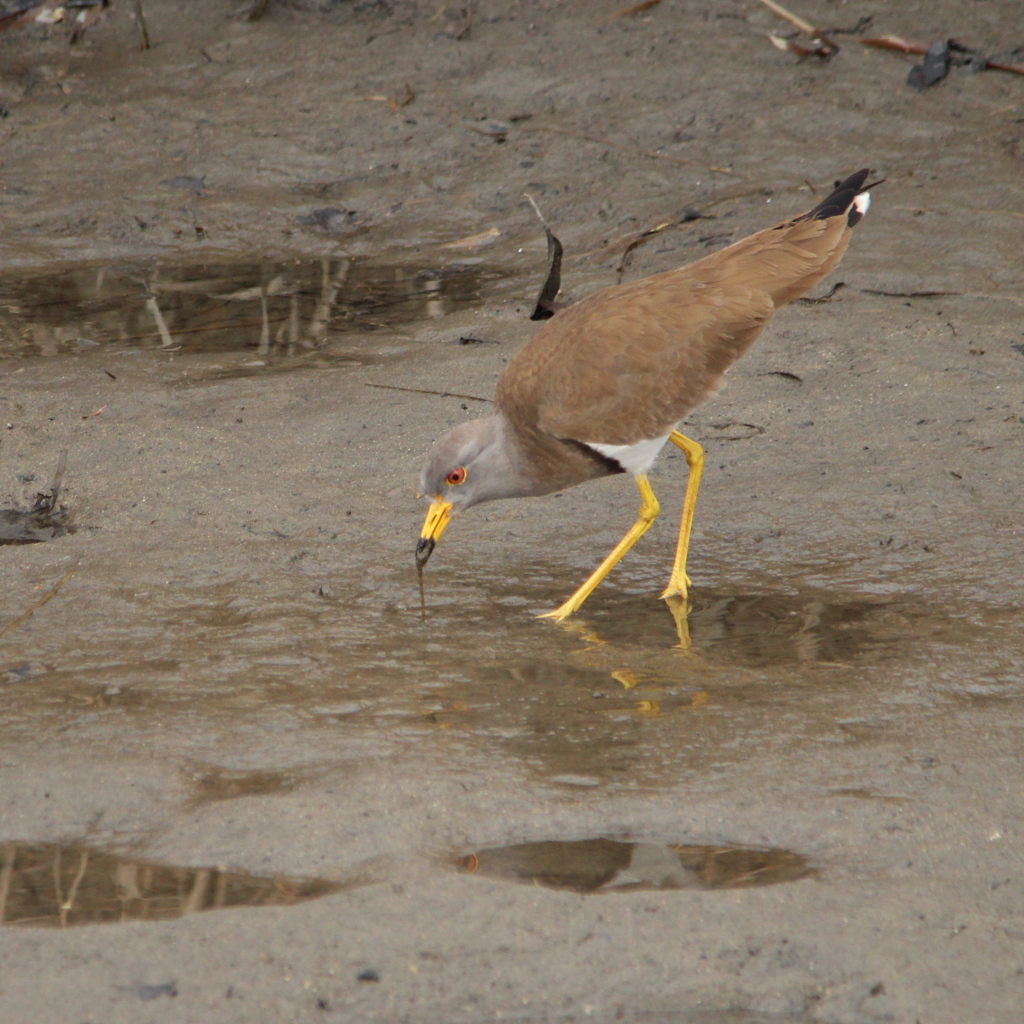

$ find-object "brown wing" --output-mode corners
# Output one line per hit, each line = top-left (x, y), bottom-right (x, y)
(497, 171), (870, 447)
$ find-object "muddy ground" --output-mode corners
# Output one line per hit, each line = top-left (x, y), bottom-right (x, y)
(1, 1), (1023, 1022)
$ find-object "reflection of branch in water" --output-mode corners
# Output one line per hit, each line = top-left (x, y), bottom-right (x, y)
(59, 848), (89, 928)
(213, 274), (290, 301)
(144, 274), (176, 348)
(258, 273), (270, 356)
(424, 278), (444, 318)
(791, 601), (825, 662)
(0, 841), (352, 926)
(184, 867), (212, 915)
(283, 292), (300, 354)
(307, 258), (352, 346)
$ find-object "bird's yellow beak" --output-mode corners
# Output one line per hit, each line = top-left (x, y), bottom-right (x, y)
(416, 498), (453, 569)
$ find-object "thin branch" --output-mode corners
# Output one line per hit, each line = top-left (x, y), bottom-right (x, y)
(1, 567), (77, 639)
(365, 383), (491, 403)
(133, 0), (150, 50)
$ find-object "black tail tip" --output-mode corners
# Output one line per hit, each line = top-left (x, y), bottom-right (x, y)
(808, 168), (880, 225)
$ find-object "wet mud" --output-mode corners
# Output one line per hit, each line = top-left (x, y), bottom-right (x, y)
(1, 1), (1023, 1023)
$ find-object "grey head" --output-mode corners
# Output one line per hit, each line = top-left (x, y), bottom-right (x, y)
(416, 413), (527, 569)
(420, 414), (530, 511)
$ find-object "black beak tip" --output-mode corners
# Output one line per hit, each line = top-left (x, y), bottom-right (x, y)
(415, 537), (435, 570)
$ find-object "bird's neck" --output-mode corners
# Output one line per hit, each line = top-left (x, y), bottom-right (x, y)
(495, 411), (621, 498)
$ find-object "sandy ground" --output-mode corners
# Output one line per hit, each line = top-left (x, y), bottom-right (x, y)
(1, 1), (1024, 1021)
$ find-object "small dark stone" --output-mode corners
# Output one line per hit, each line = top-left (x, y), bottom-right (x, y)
(160, 176), (207, 194)
(134, 981), (178, 1001)
(907, 41), (951, 91)
(357, 968), (380, 983)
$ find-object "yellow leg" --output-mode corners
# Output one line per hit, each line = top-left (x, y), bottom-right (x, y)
(539, 474), (660, 622)
(660, 430), (704, 602)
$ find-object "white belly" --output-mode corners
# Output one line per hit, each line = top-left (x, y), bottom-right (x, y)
(584, 433), (672, 475)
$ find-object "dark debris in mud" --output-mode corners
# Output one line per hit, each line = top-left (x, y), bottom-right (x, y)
(0, 450), (72, 545)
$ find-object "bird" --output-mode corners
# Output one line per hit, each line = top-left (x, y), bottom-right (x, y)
(416, 169), (876, 623)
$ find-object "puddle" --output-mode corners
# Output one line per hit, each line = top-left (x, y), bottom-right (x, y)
(4, 571), (1022, 796)
(0, 257), (497, 360)
(455, 838), (813, 893)
(0, 841), (352, 928)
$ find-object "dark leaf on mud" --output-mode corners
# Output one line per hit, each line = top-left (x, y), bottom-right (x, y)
(758, 370), (804, 383)
(907, 40), (952, 90)
(530, 224), (563, 321)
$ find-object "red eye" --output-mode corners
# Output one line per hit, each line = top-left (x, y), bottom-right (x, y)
(446, 467), (466, 486)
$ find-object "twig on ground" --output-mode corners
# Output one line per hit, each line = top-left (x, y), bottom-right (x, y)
(365, 383), (491, 403)
(133, 0), (150, 51)
(1, 567), (77, 639)
(863, 35), (1024, 77)
(601, 0), (661, 23)
(758, 0), (838, 58)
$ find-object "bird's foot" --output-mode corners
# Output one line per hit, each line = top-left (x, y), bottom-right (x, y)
(537, 602), (576, 623)
(659, 572), (691, 602)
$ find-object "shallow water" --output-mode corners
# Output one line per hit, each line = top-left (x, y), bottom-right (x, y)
(456, 838), (813, 892)
(6, 559), (1020, 790)
(0, 257), (497, 361)
(0, 841), (350, 928)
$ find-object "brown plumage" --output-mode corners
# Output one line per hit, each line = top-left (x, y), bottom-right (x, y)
(417, 169), (876, 627)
